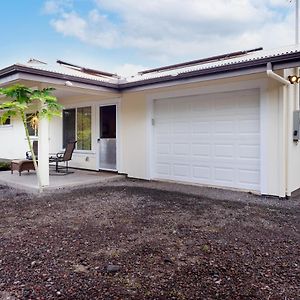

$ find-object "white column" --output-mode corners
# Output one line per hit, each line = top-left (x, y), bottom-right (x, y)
(38, 108), (50, 187)
(284, 68), (297, 198)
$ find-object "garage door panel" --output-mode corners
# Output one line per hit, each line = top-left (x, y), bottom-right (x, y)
(191, 143), (211, 157)
(239, 120), (260, 133)
(192, 166), (212, 180)
(191, 99), (212, 115)
(173, 164), (190, 177)
(238, 108), (260, 116)
(154, 101), (170, 117)
(214, 100), (237, 113)
(156, 121), (171, 135)
(191, 121), (211, 133)
(215, 144), (235, 158)
(214, 167), (235, 183)
(238, 169), (260, 185)
(173, 143), (190, 155)
(153, 89), (260, 191)
(172, 101), (190, 117)
(239, 98), (259, 111)
(238, 144), (260, 159)
(173, 121), (190, 133)
(156, 163), (171, 176)
(214, 120), (235, 133)
(156, 143), (171, 155)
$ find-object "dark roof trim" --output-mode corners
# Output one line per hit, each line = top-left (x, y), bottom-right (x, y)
(121, 51), (300, 90)
(0, 64), (118, 90)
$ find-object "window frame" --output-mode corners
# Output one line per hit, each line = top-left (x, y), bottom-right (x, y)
(62, 106), (92, 151)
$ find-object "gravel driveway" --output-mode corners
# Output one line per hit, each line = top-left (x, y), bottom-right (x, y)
(0, 181), (299, 300)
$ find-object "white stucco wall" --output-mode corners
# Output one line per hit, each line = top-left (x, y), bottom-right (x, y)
(0, 117), (29, 159)
(119, 92), (148, 178)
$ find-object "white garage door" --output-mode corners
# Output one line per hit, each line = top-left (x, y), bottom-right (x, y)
(153, 89), (260, 191)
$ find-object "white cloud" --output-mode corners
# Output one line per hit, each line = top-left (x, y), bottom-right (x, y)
(51, 10), (119, 48)
(113, 63), (146, 77)
(43, 0), (73, 14)
(47, 0), (296, 64)
(51, 13), (86, 39)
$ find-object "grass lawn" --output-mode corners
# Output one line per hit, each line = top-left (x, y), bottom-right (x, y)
(0, 183), (299, 300)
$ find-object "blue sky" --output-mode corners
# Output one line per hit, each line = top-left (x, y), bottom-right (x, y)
(0, 0), (297, 77)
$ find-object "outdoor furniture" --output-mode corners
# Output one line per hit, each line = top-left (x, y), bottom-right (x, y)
(49, 141), (77, 174)
(11, 159), (35, 176)
(26, 140), (38, 160)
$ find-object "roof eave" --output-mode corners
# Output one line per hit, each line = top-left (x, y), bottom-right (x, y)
(120, 52), (300, 90)
(0, 64), (119, 91)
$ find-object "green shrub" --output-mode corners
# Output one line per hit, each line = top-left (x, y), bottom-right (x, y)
(0, 162), (10, 171)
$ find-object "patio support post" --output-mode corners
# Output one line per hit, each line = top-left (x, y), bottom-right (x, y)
(38, 105), (50, 187)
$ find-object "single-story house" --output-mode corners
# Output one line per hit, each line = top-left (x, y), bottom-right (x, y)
(1, 46), (300, 198)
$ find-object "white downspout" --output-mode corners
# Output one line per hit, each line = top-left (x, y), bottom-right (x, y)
(266, 63), (291, 198)
(295, 68), (300, 110)
(266, 63), (290, 85)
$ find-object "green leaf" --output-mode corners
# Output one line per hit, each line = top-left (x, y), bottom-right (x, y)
(0, 84), (63, 120)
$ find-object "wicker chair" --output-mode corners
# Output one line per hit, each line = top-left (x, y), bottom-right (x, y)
(49, 141), (77, 174)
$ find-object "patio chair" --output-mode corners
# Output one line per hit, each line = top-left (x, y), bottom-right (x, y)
(49, 141), (77, 174)
(26, 140), (38, 160)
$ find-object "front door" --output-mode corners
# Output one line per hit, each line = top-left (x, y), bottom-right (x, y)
(99, 105), (117, 170)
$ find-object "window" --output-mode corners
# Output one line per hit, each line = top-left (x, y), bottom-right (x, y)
(100, 105), (116, 138)
(0, 117), (11, 126)
(26, 114), (38, 136)
(63, 107), (91, 150)
(63, 109), (76, 148)
(0, 110), (11, 125)
(77, 107), (92, 150)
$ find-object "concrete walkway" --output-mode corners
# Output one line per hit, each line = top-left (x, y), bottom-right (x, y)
(0, 169), (124, 193)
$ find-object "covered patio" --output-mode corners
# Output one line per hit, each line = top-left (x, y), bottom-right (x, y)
(0, 61), (121, 192)
(0, 168), (123, 193)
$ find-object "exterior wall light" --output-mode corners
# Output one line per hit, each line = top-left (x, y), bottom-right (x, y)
(65, 81), (73, 87)
(288, 75), (299, 84)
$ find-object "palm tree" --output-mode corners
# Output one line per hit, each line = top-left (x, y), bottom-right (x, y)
(0, 85), (63, 190)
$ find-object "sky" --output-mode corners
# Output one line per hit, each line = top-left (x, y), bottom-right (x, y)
(0, 0), (297, 77)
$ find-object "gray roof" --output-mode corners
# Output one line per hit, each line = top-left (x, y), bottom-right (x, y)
(1, 45), (300, 90)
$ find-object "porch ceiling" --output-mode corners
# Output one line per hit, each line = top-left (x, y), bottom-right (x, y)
(50, 84), (120, 102)
(0, 79), (120, 103)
